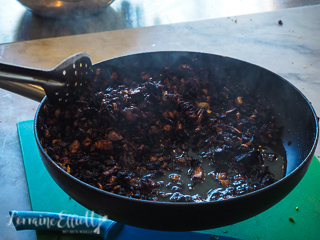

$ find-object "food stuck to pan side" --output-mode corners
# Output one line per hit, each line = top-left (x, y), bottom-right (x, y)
(38, 58), (286, 202)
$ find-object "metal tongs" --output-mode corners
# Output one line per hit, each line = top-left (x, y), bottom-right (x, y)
(0, 53), (92, 104)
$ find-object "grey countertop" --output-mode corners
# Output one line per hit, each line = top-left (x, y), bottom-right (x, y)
(1, 1), (320, 240)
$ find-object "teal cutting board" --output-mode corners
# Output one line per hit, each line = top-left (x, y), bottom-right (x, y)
(17, 120), (320, 240)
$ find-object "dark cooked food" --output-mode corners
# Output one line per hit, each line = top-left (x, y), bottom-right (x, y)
(38, 57), (285, 202)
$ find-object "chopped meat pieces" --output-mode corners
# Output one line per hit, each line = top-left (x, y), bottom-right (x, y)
(38, 57), (284, 202)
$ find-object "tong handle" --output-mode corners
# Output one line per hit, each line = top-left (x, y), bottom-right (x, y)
(0, 62), (63, 88)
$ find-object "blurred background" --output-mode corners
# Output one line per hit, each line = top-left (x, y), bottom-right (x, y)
(1, 0), (320, 44)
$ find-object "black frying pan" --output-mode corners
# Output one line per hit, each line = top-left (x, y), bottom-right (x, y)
(5, 51), (320, 231)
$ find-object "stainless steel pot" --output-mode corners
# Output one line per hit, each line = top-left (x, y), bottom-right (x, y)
(18, 0), (115, 18)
